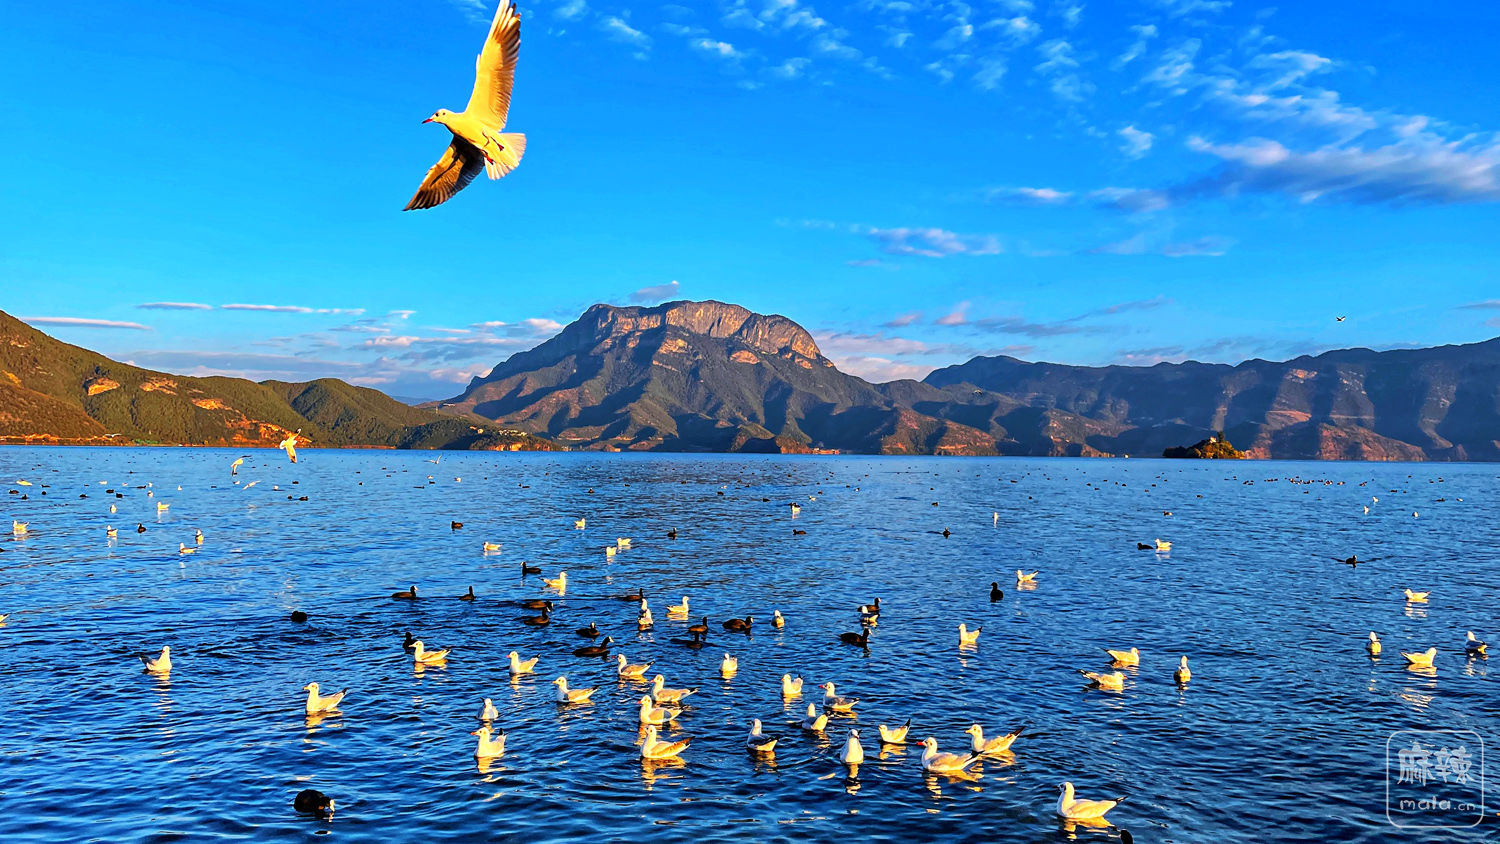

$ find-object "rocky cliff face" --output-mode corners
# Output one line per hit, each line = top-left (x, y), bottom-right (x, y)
(437, 300), (994, 453)
(582, 301), (824, 360)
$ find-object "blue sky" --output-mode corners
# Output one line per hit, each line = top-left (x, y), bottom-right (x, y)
(3, 0), (1498, 399)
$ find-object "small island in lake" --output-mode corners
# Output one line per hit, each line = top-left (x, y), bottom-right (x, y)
(1163, 431), (1247, 459)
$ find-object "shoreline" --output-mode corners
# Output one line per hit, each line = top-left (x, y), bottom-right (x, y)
(1, 439), (1490, 463)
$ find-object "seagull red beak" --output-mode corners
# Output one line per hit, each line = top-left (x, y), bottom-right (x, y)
(422, 118), (434, 123)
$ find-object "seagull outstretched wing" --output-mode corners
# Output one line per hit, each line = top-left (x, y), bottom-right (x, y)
(466, 0), (521, 127)
(406, 140), (486, 211)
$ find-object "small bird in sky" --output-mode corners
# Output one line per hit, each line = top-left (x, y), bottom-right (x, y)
(406, 0), (526, 210)
(1336, 316), (1346, 322)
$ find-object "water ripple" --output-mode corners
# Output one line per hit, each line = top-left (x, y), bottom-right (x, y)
(0, 449), (1495, 842)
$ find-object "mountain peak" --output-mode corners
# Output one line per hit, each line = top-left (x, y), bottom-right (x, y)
(580, 299), (823, 360)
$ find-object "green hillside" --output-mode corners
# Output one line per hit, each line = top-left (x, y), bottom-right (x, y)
(0, 310), (559, 451)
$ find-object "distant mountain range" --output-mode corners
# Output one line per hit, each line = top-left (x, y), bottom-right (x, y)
(431, 299), (1500, 461)
(917, 344), (1500, 461)
(0, 310), (557, 451)
(5, 302), (1497, 460)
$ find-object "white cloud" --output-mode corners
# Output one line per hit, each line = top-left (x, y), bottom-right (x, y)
(1089, 233), (1231, 256)
(974, 58), (1008, 90)
(1207, 86), (1379, 143)
(1150, 0), (1231, 16)
(984, 15), (1040, 45)
(1091, 234), (1147, 255)
(987, 186), (1073, 204)
(1114, 24), (1156, 67)
(690, 38), (742, 60)
(221, 304), (365, 315)
(781, 9), (828, 32)
(1249, 50), (1333, 90)
(866, 227), (1002, 257)
(328, 323), (391, 334)
(935, 23), (973, 50)
(1118, 125), (1154, 158)
(1162, 236), (1233, 256)
(1034, 39), (1091, 102)
(1185, 135), (1500, 205)
(1143, 38), (1201, 94)
(661, 22), (706, 37)
(830, 355), (936, 382)
(936, 302), (970, 325)
(756, 0), (828, 32)
(360, 335), (531, 350)
(122, 350), (370, 380)
(468, 317), (568, 335)
(629, 280), (681, 303)
(812, 34), (862, 61)
(137, 302), (213, 311)
(1052, 0), (1083, 29)
(815, 331), (938, 357)
(1087, 187), (1170, 212)
(445, 0), (490, 23)
(812, 330), (967, 381)
(428, 365), (493, 384)
(768, 57), (812, 79)
(722, 7), (765, 30)
(926, 61), (955, 83)
(987, 184), (1168, 212)
(521, 318), (564, 333)
(599, 16), (651, 54)
(554, 0), (587, 21)
(21, 316), (152, 331)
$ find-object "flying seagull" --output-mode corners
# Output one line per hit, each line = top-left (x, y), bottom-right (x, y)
(405, 0), (526, 211)
(1335, 316), (1346, 322)
(280, 432), (300, 463)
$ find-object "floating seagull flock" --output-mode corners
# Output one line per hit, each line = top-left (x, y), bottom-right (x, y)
(1, 457), (1480, 836)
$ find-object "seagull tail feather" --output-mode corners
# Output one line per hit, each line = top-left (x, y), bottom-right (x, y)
(484, 133), (527, 179)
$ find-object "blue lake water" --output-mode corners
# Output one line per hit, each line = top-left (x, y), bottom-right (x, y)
(0, 447), (1496, 842)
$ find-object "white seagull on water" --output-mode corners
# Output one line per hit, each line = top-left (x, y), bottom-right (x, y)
(1056, 781), (1125, 820)
(302, 682), (347, 714)
(918, 737), (982, 774)
(471, 725), (507, 758)
(141, 646), (172, 674)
